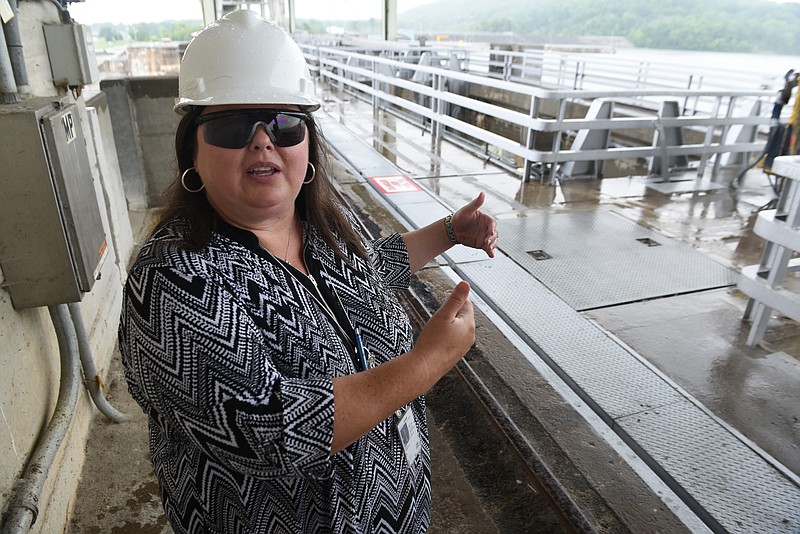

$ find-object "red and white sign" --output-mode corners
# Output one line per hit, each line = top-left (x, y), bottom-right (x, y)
(369, 175), (422, 194)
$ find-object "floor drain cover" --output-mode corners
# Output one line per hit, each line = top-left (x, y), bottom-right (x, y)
(528, 250), (552, 260)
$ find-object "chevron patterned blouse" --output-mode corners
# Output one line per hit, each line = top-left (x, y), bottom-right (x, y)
(119, 216), (431, 533)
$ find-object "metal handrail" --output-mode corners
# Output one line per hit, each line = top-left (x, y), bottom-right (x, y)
(301, 38), (788, 93)
(300, 42), (786, 184)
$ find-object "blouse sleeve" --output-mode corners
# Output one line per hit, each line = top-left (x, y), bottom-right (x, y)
(368, 232), (411, 292)
(119, 256), (334, 481)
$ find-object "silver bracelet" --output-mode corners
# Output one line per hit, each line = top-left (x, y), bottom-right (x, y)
(444, 214), (460, 245)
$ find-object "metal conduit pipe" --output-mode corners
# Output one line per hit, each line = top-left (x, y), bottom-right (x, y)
(67, 302), (130, 423)
(4, 0), (30, 95)
(1, 305), (81, 534)
(46, 0), (71, 23)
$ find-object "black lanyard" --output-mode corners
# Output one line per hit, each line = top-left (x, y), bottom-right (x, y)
(283, 252), (357, 357)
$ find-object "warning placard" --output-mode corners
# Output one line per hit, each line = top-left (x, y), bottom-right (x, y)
(369, 175), (422, 194)
(0, 0), (13, 23)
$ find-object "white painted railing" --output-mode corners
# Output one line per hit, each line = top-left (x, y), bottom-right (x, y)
(299, 41), (790, 185)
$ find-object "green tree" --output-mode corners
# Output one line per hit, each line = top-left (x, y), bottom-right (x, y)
(129, 24), (149, 41)
(98, 24), (122, 42)
(391, 0), (800, 55)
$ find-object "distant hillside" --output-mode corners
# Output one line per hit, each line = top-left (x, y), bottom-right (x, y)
(396, 0), (800, 55)
(98, 1), (799, 56)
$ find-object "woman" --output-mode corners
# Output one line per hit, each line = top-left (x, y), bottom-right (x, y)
(119, 9), (498, 534)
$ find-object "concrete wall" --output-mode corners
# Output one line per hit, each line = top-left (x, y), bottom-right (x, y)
(0, 2), (134, 532)
(102, 76), (181, 209)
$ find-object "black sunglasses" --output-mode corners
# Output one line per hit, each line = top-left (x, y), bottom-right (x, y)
(195, 109), (309, 149)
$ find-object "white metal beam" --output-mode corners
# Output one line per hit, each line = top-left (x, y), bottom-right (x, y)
(382, 0), (397, 40)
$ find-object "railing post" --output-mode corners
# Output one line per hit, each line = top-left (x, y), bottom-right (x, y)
(738, 157), (800, 345)
(650, 101), (690, 181)
(372, 58), (381, 148)
(313, 45), (321, 81)
(430, 73), (444, 176)
(374, 54), (398, 164)
(683, 75), (694, 115)
(687, 75), (704, 116)
(547, 97), (567, 185)
(523, 96), (540, 183)
(337, 54), (345, 120)
(636, 61), (648, 89)
(574, 61), (585, 90)
(695, 96), (722, 178)
(557, 57), (566, 88)
(710, 95), (733, 180)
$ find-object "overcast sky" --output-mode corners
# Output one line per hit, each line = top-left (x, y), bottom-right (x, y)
(66, 0), (800, 25)
(67, 0), (437, 25)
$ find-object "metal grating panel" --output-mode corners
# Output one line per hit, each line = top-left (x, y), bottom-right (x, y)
(374, 189), (434, 206)
(441, 242), (488, 265)
(458, 258), (684, 419)
(458, 257), (800, 532)
(498, 211), (736, 310)
(618, 402), (800, 533)
(392, 200), (446, 221)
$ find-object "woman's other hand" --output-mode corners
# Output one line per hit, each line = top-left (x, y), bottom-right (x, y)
(452, 192), (498, 258)
(412, 281), (475, 382)
(331, 281), (474, 453)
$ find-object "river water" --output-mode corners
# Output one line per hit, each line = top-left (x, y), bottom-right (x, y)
(613, 47), (800, 90)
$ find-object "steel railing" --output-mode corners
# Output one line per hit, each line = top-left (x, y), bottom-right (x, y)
(299, 41), (789, 185)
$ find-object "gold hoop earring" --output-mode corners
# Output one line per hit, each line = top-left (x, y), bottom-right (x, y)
(303, 163), (316, 185)
(181, 167), (204, 193)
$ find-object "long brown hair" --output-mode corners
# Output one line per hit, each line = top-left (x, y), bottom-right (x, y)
(150, 107), (367, 261)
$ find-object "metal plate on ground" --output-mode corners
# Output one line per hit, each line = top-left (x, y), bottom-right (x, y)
(458, 257), (800, 532)
(498, 211), (736, 310)
(617, 402), (800, 533)
(457, 257), (685, 420)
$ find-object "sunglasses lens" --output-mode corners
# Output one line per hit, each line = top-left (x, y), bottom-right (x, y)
(200, 111), (307, 149)
(202, 114), (252, 149)
(270, 114), (306, 147)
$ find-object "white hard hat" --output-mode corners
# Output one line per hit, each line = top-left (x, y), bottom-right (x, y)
(174, 9), (319, 113)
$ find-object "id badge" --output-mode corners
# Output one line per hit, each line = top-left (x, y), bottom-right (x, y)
(396, 408), (421, 468)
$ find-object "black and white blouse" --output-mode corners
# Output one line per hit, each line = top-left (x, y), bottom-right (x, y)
(119, 215), (431, 533)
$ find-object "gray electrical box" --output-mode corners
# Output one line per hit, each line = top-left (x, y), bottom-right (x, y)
(43, 23), (100, 86)
(0, 97), (107, 309)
